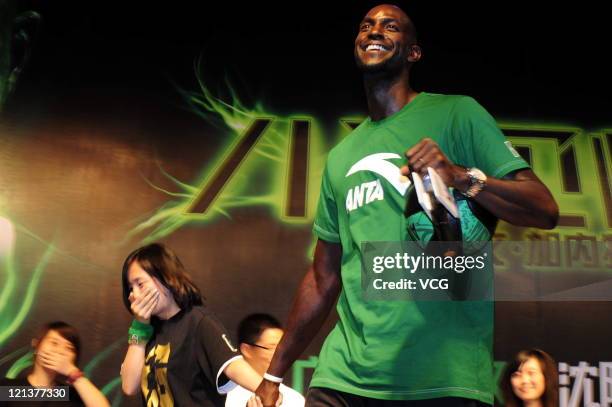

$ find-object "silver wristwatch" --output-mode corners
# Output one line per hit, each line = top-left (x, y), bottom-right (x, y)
(462, 167), (487, 198)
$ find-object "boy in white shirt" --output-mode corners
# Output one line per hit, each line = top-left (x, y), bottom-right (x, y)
(226, 314), (305, 407)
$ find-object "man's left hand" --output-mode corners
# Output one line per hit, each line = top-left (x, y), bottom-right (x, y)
(254, 380), (282, 407)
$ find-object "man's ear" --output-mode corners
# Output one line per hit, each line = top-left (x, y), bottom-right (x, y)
(406, 44), (422, 63)
(239, 343), (251, 358)
(7, 11), (41, 96)
(31, 337), (39, 350)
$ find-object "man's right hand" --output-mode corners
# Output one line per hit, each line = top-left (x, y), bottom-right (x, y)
(129, 287), (159, 324)
(254, 379), (281, 407)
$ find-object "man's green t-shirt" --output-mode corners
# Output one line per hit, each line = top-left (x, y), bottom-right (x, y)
(310, 93), (529, 404)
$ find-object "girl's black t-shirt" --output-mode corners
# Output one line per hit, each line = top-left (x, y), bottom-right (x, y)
(140, 305), (240, 407)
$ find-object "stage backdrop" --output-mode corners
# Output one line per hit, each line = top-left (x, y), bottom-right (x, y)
(0, 2), (611, 406)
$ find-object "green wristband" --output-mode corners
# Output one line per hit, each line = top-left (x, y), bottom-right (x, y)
(130, 319), (153, 333)
(127, 320), (153, 345)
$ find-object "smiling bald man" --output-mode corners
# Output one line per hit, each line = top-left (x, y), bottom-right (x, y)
(254, 4), (558, 407)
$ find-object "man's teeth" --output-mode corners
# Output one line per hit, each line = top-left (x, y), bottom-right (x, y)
(366, 44), (388, 51)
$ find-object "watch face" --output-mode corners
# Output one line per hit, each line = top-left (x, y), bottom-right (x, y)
(464, 168), (486, 198)
(470, 168), (486, 182)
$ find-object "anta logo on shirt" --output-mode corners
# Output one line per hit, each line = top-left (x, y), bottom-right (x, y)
(345, 153), (411, 212)
(142, 343), (174, 407)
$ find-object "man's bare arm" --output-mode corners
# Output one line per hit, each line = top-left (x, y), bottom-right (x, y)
(254, 239), (342, 406)
(469, 168), (559, 229)
(403, 138), (559, 229)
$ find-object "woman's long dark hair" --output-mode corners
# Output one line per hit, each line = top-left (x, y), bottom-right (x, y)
(500, 348), (558, 407)
(121, 243), (203, 314)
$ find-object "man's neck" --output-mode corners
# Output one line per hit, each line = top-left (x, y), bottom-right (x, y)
(363, 68), (418, 122)
(28, 364), (56, 387)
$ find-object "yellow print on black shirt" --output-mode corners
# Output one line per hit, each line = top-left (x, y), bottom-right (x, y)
(141, 343), (174, 407)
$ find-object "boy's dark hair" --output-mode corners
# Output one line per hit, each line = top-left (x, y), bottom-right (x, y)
(237, 313), (282, 345)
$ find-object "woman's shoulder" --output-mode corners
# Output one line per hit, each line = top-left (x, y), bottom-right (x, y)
(179, 304), (218, 325)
